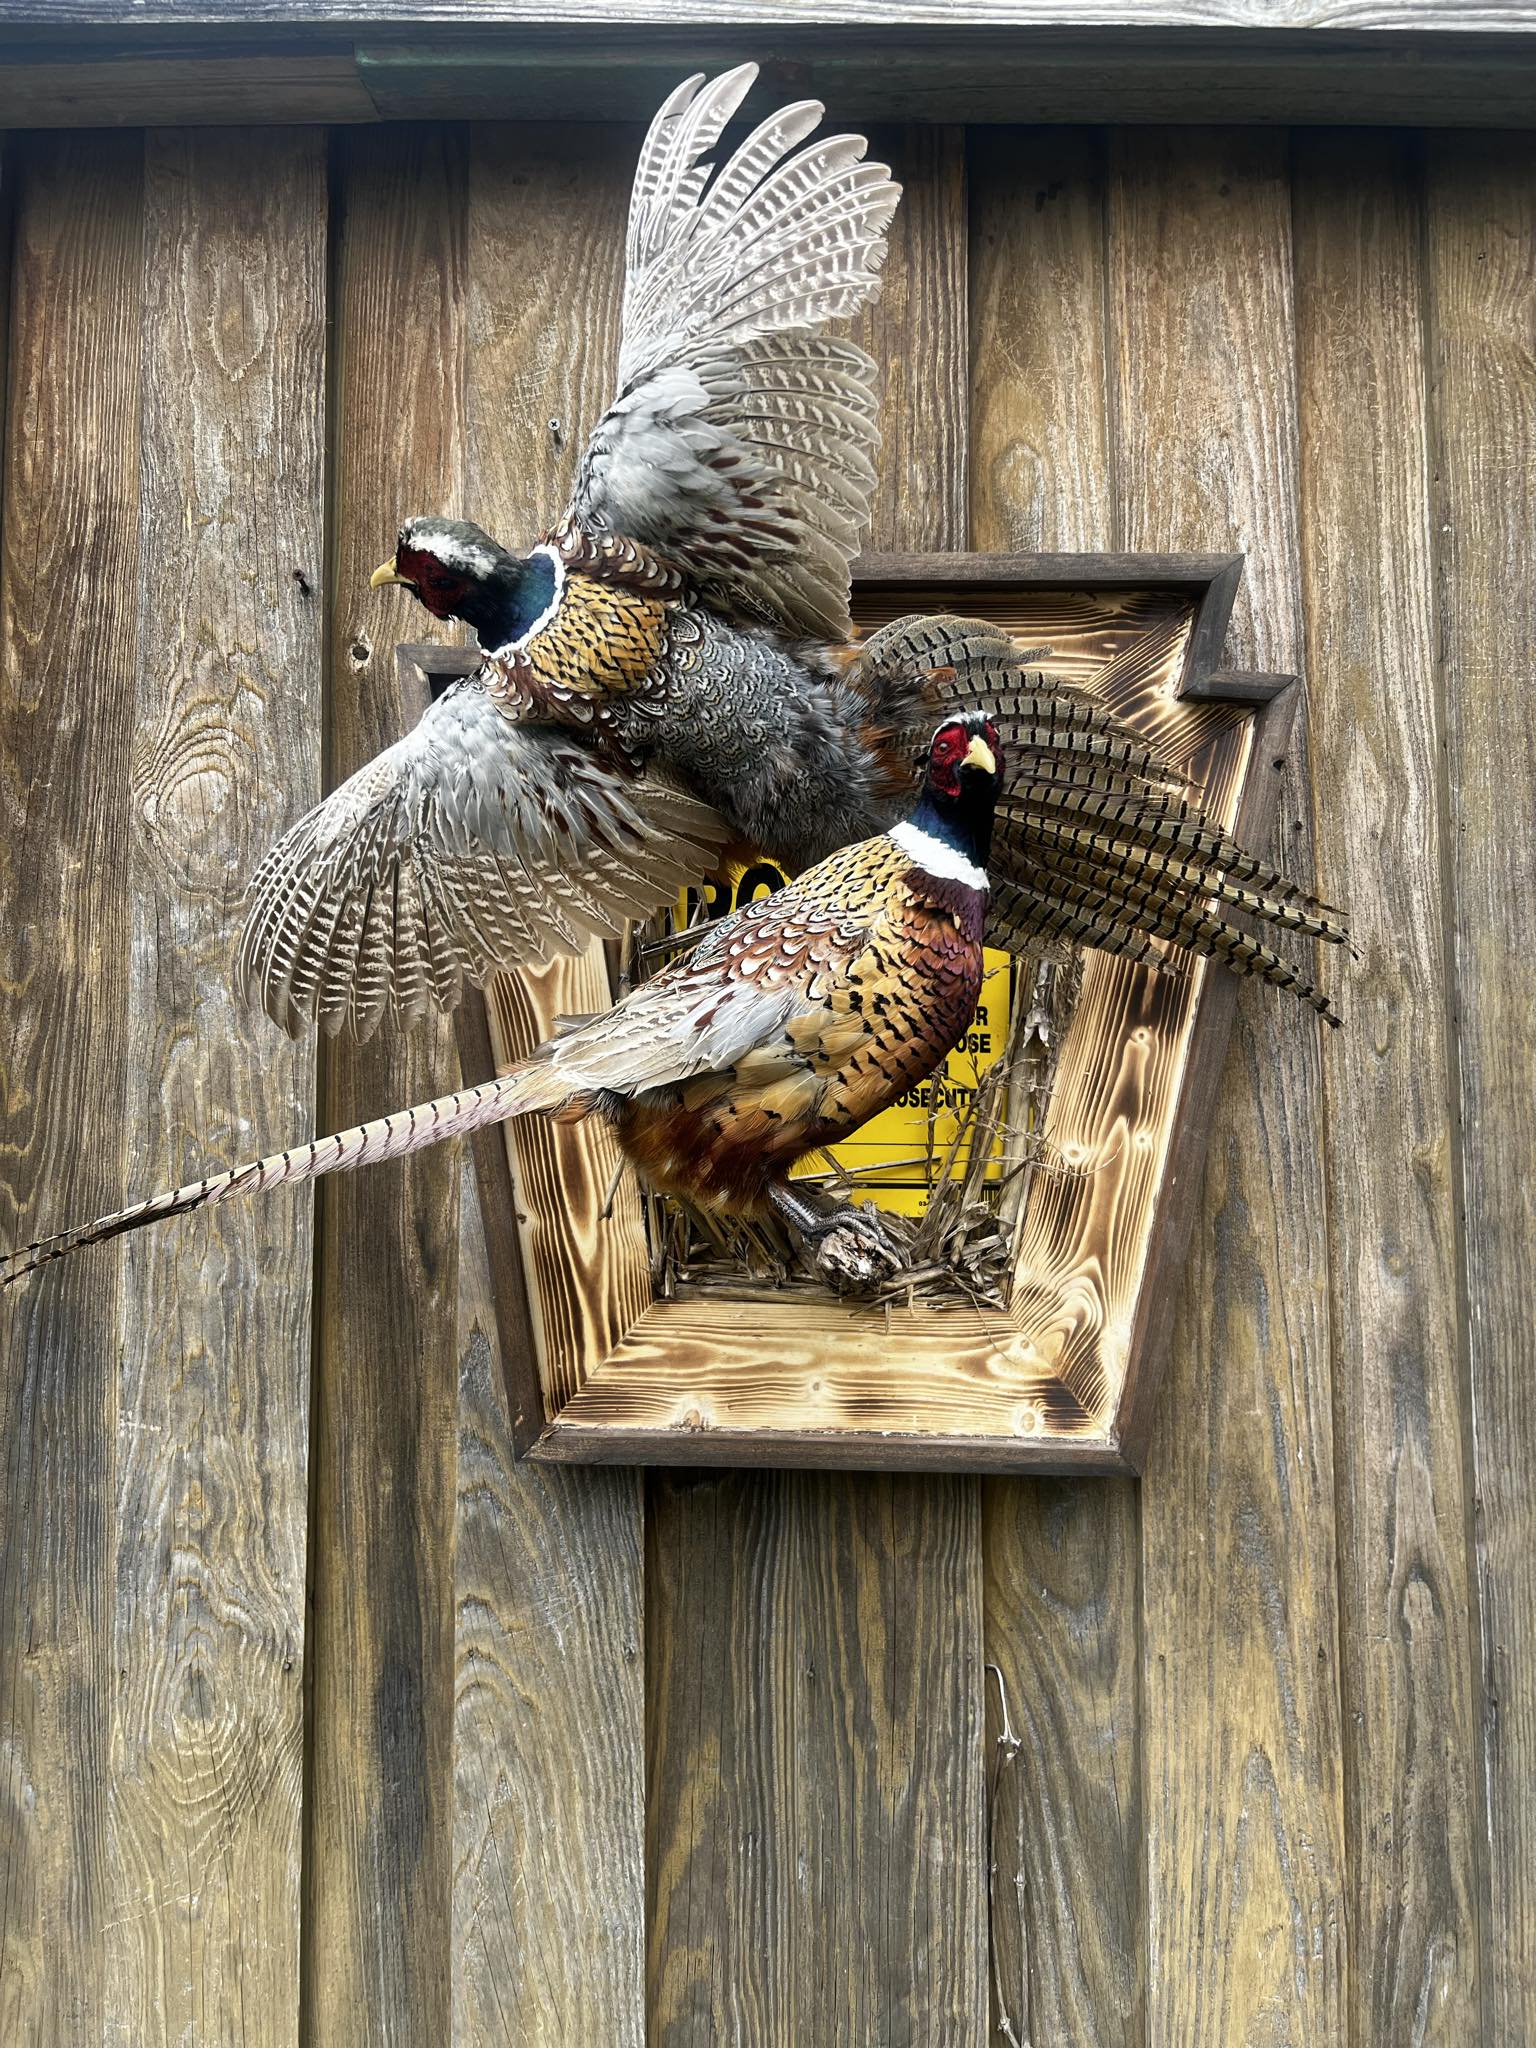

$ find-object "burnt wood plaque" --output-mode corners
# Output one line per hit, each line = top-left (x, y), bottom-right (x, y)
(402, 552), (1297, 1474)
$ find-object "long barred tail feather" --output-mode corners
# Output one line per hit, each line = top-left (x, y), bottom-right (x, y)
(1012, 811), (1351, 945)
(1, 1063), (559, 1290)
(990, 862), (1341, 1025)
(1003, 779), (1343, 921)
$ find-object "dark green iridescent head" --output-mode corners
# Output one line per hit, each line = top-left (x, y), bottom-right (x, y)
(373, 516), (559, 653)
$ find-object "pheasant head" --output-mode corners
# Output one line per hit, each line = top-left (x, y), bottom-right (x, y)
(370, 516), (561, 654)
(892, 713), (1003, 885)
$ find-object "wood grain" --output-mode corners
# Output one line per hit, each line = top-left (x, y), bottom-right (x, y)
(1112, 128), (1347, 2046)
(0, 49), (378, 128)
(968, 128), (1113, 557)
(1425, 130), (1536, 2044)
(1293, 129), (1481, 2044)
(484, 966), (649, 1417)
(450, 121), (646, 2045)
(856, 125), (969, 553)
(968, 129), (1142, 2044)
(0, 131), (144, 2048)
(103, 126), (325, 2046)
(451, 1160), (645, 2045)
(306, 124), (468, 2048)
(647, 123), (988, 2048)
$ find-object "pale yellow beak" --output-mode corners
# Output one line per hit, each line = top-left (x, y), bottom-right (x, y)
(369, 555), (407, 589)
(962, 734), (997, 777)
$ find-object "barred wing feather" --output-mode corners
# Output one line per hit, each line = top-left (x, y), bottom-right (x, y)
(565, 63), (899, 640)
(524, 879), (876, 1099)
(237, 679), (730, 1040)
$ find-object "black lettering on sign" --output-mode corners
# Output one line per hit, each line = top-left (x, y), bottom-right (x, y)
(735, 861), (788, 909)
(681, 872), (732, 926)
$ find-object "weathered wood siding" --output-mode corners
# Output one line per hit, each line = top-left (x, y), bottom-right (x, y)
(0, 121), (1529, 2045)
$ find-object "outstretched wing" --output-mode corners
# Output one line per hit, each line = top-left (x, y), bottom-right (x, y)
(562, 63), (900, 641)
(237, 678), (730, 1041)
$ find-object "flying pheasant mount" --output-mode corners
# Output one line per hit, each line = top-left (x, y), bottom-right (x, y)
(412, 550), (1305, 1476)
(1, 66), (1343, 1476)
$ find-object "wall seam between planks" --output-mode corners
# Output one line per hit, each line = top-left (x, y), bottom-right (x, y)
(0, 140), (15, 583)
(297, 117), (346, 2048)
(951, 118), (993, 2048)
(962, 130), (1002, 2045)
(1100, 124), (1149, 2048)
(1281, 124), (1356, 2048)
(1414, 125), (1493, 2048)
(1100, 126), (1125, 564)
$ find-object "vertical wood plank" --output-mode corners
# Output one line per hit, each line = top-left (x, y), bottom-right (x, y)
(969, 127), (1113, 555)
(819, 149), (981, 2046)
(1425, 130), (1536, 2046)
(308, 123), (467, 2048)
(968, 126), (1144, 2048)
(0, 131), (143, 2048)
(450, 121), (645, 2046)
(104, 125), (325, 2046)
(1110, 129), (1348, 2047)
(1293, 129), (1481, 2046)
(858, 124), (969, 555)
(647, 125), (987, 2048)
(783, 1465), (986, 2044)
(0, 142), (13, 458)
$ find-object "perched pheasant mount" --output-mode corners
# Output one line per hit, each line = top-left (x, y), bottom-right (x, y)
(405, 551), (1298, 1476)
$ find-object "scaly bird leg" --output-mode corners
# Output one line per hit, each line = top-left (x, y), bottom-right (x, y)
(768, 1182), (906, 1296)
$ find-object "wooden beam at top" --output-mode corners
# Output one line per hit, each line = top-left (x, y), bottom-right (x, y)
(0, 45), (379, 127)
(3, 19), (1536, 128)
(1, 1), (1533, 27)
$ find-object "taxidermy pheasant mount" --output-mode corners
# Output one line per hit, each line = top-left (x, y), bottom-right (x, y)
(6, 67), (1346, 1470)
(236, 63), (1345, 1046)
(3, 719), (1004, 1293)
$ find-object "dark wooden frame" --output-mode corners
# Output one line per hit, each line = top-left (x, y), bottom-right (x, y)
(400, 551), (1299, 1475)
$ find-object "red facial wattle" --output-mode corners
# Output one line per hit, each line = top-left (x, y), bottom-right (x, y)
(395, 544), (470, 620)
(927, 727), (959, 796)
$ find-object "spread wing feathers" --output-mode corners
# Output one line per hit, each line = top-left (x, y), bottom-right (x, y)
(237, 679), (731, 1040)
(565, 64), (899, 639)
(860, 611), (1348, 1020)
(0, 1067), (558, 1290)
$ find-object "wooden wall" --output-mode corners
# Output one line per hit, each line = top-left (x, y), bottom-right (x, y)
(0, 118), (1530, 2046)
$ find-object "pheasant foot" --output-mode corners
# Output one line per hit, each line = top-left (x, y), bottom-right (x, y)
(768, 1183), (906, 1295)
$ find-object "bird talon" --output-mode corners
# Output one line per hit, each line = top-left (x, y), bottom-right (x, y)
(805, 1205), (906, 1295)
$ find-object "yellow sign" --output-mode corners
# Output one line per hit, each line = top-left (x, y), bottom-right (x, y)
(679, 858), (1012, 1217)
